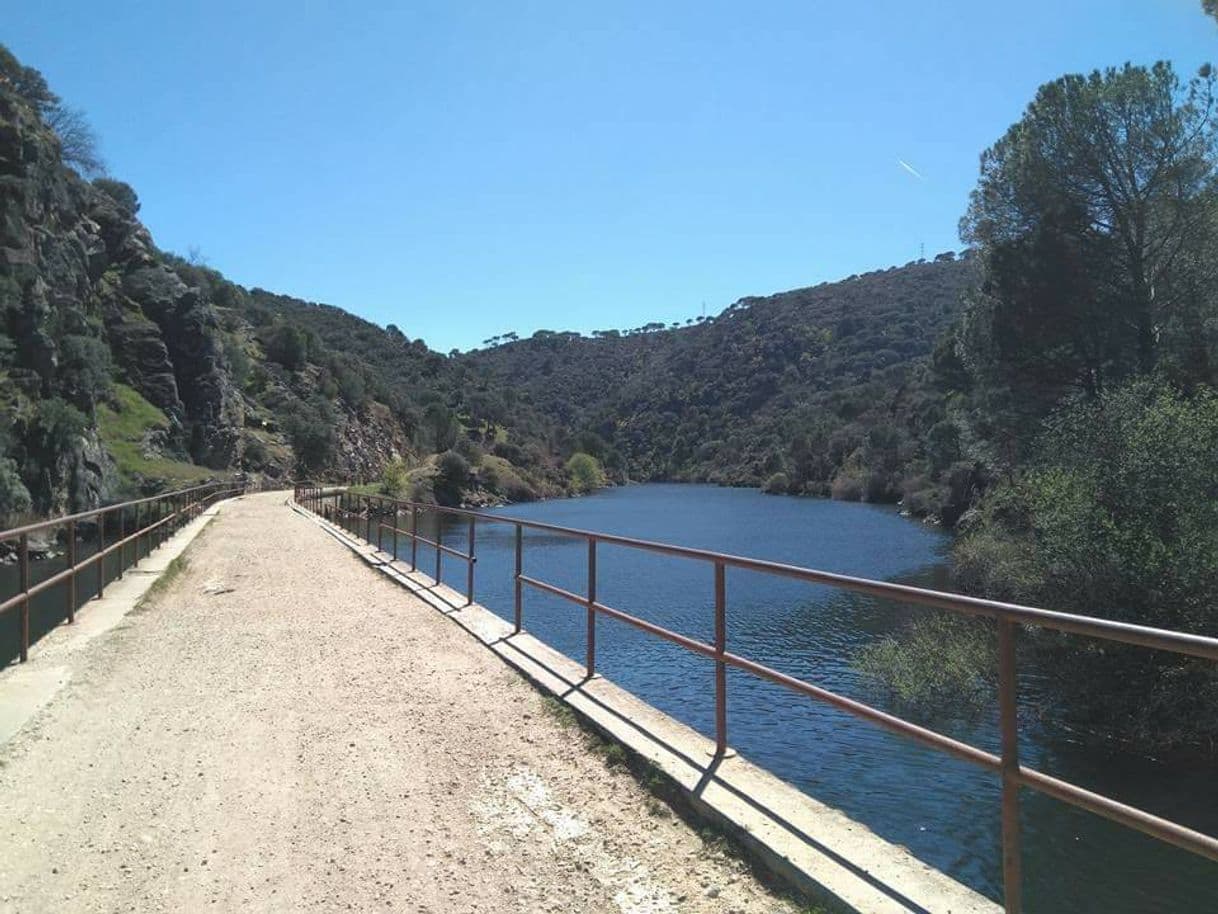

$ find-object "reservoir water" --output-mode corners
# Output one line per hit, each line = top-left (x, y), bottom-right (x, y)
(406, 483), (1218, 913)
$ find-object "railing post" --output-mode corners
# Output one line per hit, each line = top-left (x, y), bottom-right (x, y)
(392, 505), (399, 560)
(365, 497), (372, 544)
(66, 519), (77, 624)
(434, 514), (442, 586)
(117, 508), (125, 579)
(97, 513), (107, 598)
(466, 516), (476, 606)
(410, 506), (418, 571)
(513, 524), (523, 633)
(18, 533), (30, 663)
(999, 619), (1023, 914)
(714, 561), (727, 755)
(586, 537), (597, 679)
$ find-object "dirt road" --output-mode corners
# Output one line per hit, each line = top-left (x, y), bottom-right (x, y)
(0, 492), (796, 913)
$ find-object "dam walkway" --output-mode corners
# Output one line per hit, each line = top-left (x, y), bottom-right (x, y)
(8, 484), (1215, 912)
(0, 492), (796, 914)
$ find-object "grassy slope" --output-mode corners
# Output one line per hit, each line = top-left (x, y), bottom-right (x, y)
(96, 385), (222, 485)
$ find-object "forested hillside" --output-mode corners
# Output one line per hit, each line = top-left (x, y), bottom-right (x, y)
(465, 257), (974, 516)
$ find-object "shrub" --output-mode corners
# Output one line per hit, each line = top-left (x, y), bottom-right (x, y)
(92, 177), (140, 215)
(829, 469), (864, 501)
(222, 334), (251, 389)
(479, 455), (537, 502)
(565, 452), (606, 493)
(434, 450), (470, 505)
(58, 334), (112, 410)
(857, 613), (995, 712)
(264, 323), (309, 371)
(762, 472), (789, 494)
(242, 435), (269, 469)
(454, 435), (484, 466)
(0, 457), (32, 525)
(865, 380), (1218, 754)
(282, 396), (337, 472)
(381, 458), (409, 497)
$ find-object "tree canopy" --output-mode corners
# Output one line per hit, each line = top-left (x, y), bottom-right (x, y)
(959, 63), (1218, 418)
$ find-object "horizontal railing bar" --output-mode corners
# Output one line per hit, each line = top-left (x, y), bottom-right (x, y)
(721, 648), (1002, 770)
(592, 600), (718, 659)
(1, 487), (242, 616)
(1, 527), (156, 615)
(378, 523), (473, 562)
(518, 573), (585, 606)
(339, 494), (1218, 661)
(590, 595), (991, 771)
(19, 564), (76, 602)
(1016, 767), (1218, 863)
(0, 481), (229, 542)
(0, 590), (23, 615)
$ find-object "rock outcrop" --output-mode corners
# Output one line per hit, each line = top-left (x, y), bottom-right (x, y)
(1, 78), (247, 509)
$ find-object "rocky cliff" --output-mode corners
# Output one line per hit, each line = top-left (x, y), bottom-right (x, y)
(0, 64), (419, 518)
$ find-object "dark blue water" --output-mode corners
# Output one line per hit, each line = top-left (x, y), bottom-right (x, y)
(381, 484), (1216, 911)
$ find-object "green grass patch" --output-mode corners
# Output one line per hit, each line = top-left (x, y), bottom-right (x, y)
(97, 384), (219, 485)
(540, 695), (577, 729)
(135, 554), (189, 610)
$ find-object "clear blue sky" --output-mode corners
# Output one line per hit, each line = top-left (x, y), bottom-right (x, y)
(5, 2), (1213, 351)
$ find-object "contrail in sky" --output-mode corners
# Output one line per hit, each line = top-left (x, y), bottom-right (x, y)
(897, 159), (926, 181)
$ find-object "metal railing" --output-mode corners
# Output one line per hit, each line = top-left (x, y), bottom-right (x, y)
(1, 480), (244, 665)
(294, 483), (1218, 913)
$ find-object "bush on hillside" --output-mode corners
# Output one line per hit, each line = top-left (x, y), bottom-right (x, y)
(0, 458), (32, 525)
(565, 452), (606, 494)
(434, 450), (470, 505)
(381, 458), (410, 498)
(762, 472), (789, 495)
(282, 396), (337, 473)
(861, 380), (1218, 754)
(92, 177), (139, 215)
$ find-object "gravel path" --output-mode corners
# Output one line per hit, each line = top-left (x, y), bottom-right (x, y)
(0, 492), (797, 913)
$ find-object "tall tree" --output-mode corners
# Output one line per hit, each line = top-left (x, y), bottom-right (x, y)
(959, 62), (1218, 416)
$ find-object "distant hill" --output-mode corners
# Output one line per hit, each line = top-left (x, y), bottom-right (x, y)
(463, 258), (973, 508)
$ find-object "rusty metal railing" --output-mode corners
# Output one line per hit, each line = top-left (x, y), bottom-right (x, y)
(294, 483), (1218, 913)
(1, 480), (245, 665)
